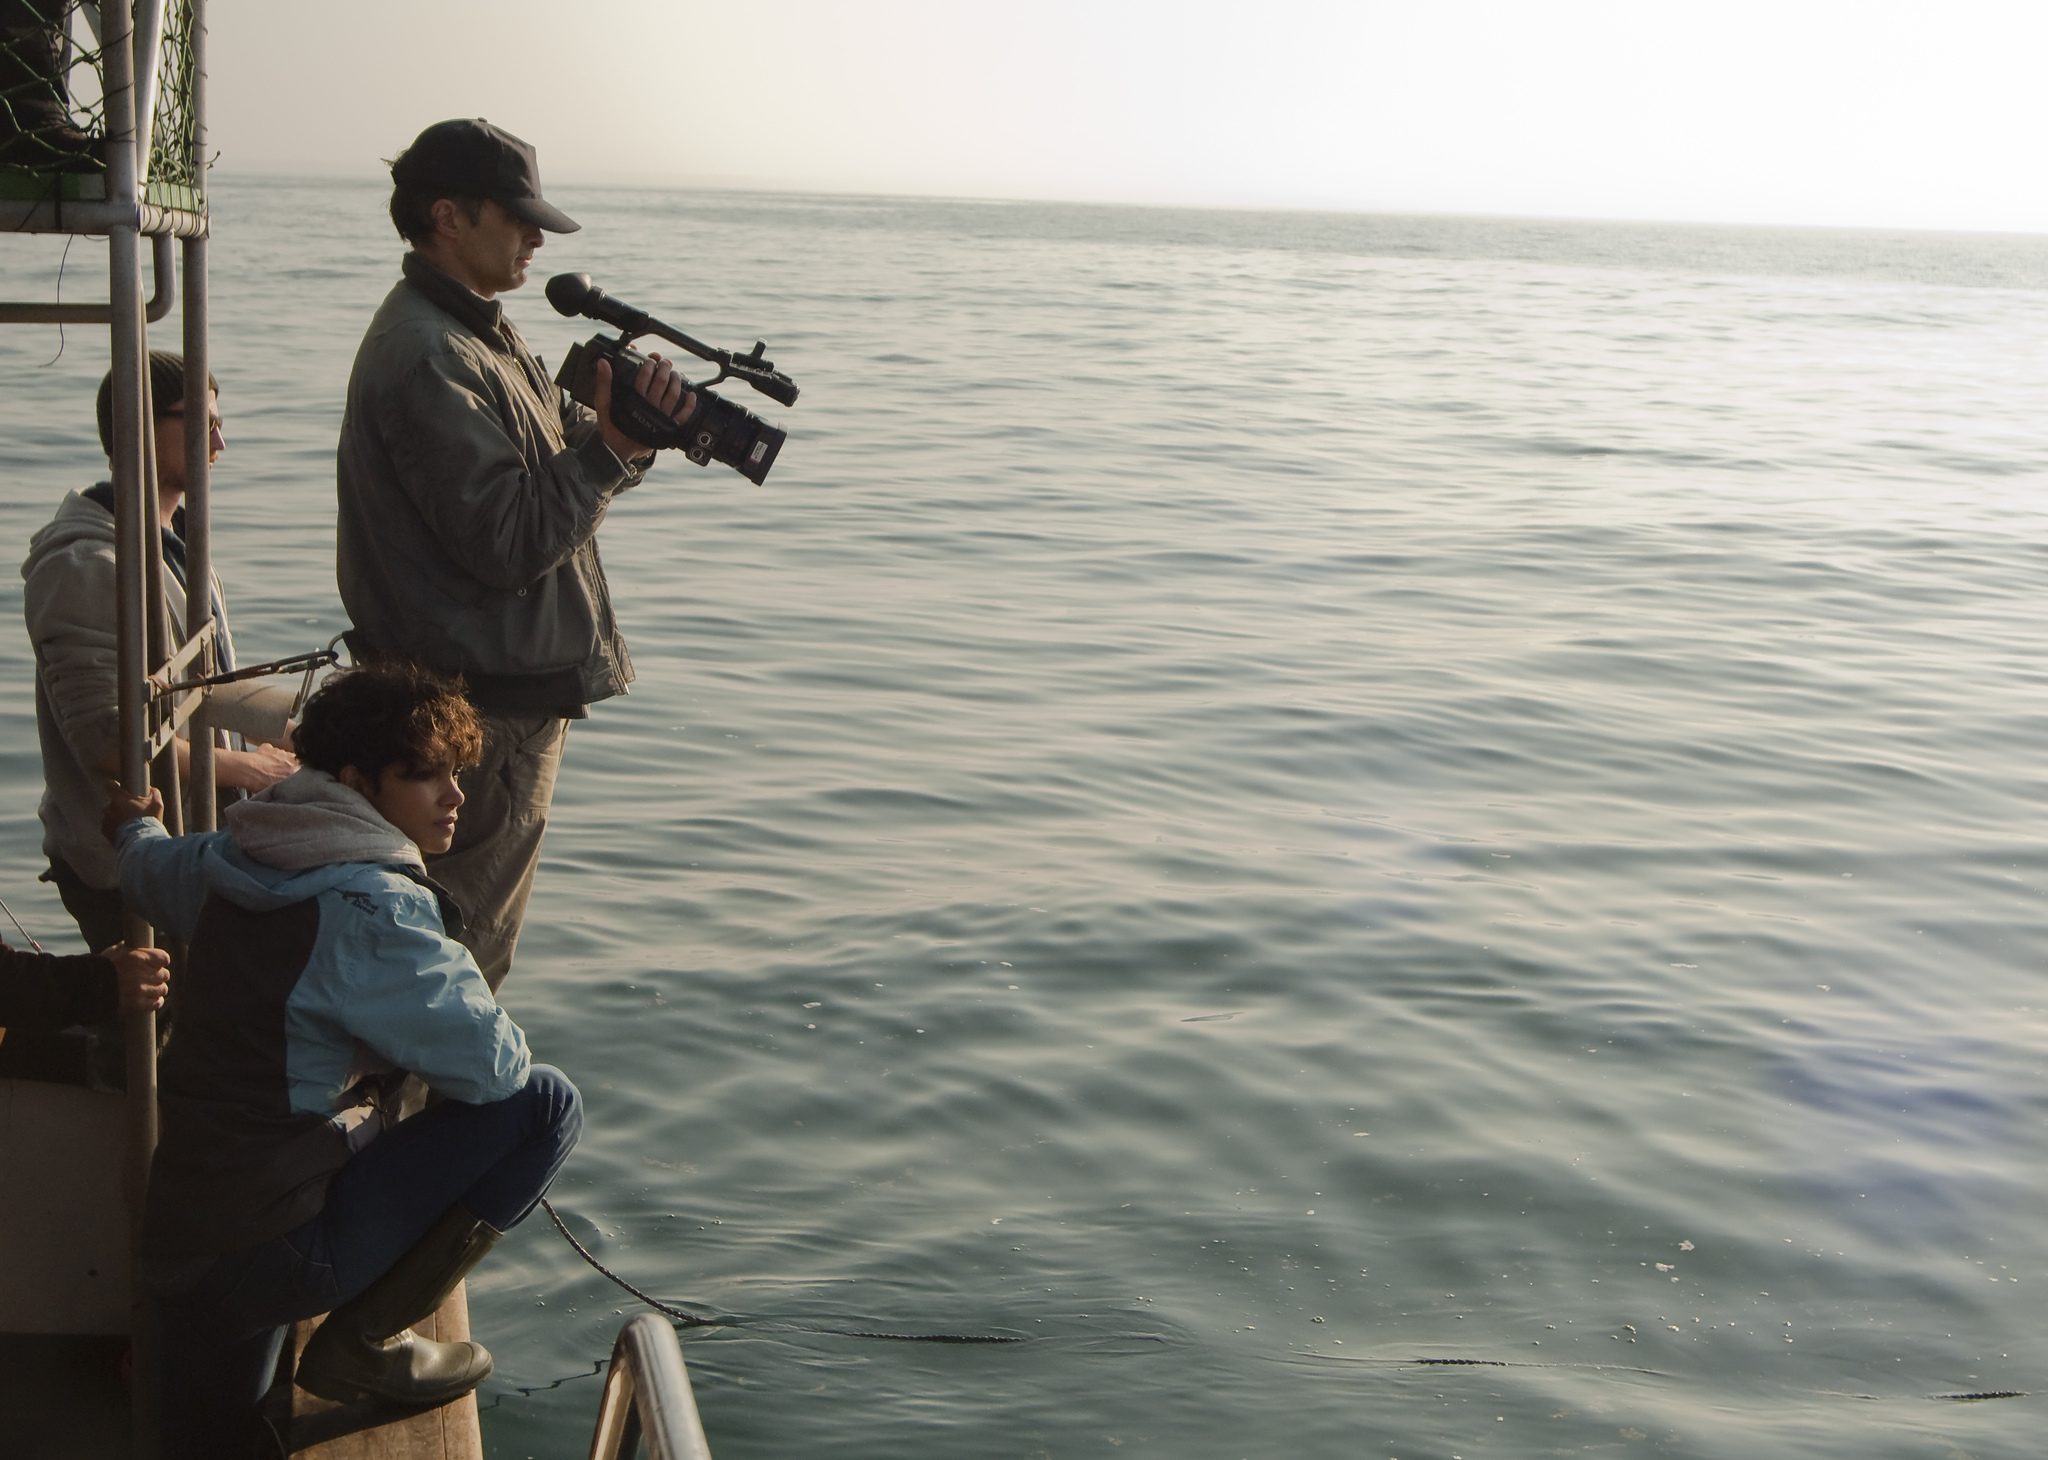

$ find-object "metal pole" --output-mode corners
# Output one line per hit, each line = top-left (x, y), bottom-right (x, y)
(131, 0), (168, 188)
(140, 371), (184, 838)
(106, 0), (158, 1162)
(103, 5), (161, 1454)
(0, 232), (177, 323)
(0, 197), (206, 235)
(588, 1315), (715, 1460)
(182, 0), (212, 830)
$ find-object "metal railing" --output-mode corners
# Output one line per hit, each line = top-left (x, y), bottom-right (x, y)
(0, 229), (176, 322)
(0, 4), (208, 1452)
(588, 1314), (714, 1460)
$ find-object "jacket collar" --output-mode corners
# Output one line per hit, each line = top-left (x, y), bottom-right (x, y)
(402, 251), (503, 339)
(400, 253), (555, 401)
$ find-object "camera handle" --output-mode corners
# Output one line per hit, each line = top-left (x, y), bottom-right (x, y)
(615, 324), (800, 408)
(547, 272), (799, 408)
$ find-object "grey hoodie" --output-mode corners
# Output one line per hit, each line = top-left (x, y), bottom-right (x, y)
(224, 766), (424, 873)
(22, 488), (295, 887)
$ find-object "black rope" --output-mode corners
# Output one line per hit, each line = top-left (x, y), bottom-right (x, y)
(157, 646), (339, 698)
(38, 232), (73, 367)
(1297, 1353), (1662, 1376)
(539, 1197), (1025, 1346)
(540, 1197), (724, 1328)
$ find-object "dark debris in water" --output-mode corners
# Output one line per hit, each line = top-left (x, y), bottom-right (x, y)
(829, 1329), (1026, 1344)
(1931, 1391), (2026, 1401)
(1278, 1351), (1664, 1377)
(478, 1359), (607, 1411)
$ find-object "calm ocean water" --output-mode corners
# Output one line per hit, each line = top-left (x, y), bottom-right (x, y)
(4, 180), (2048, 1457)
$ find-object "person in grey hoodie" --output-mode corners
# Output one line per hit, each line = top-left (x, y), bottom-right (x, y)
(22, 350), (298, 951)
(108, 662), (580, 1456)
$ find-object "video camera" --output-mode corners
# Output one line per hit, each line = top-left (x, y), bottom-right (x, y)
(547, 273), (799, 486)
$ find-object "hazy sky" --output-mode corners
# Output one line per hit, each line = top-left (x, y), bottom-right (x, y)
(210, 0), (2047, 233)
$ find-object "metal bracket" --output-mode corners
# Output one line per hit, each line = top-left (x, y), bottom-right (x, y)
(145, 617), (216, 697)
(143, 685), (205, 762)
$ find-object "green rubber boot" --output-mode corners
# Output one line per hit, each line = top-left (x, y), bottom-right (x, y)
(294, 1204), (505, 1406)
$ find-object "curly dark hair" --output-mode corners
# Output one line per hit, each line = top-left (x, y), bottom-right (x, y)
(294, 663), (484, 781)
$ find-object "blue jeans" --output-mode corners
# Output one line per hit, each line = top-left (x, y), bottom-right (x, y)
(157, 1066), (580, 1457)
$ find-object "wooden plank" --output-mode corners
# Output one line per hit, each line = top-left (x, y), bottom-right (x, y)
(0, 1076), (132, 1334)
(286, 1281), (484, 1459)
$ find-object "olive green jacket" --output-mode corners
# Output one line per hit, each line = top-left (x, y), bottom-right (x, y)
(336, 254), (642, 712)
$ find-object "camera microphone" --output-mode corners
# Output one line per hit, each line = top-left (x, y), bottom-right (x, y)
(545, 272), (652, 335)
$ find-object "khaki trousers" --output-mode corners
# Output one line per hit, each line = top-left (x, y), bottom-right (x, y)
(426, 712), (567, 991)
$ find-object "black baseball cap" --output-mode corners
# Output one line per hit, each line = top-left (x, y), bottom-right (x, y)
(390, 118), (580, 233)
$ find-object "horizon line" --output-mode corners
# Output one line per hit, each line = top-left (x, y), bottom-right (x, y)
(204, 168), (2048, 244)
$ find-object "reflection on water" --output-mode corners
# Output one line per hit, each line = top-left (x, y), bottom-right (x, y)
(2, 181), (2047, 1456)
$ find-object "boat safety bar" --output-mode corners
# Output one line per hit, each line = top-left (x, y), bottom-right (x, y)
(0, 196), (207, 238)
(156, 645), (340, 700)
(0, 231), (179, 324)
(587, 1314), (714, 1460)
(142, 642), (339, 760)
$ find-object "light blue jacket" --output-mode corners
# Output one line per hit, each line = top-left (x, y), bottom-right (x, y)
(116, 772), (530, 1120)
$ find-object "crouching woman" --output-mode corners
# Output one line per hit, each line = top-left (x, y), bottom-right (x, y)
(107, 663), (581, 1454)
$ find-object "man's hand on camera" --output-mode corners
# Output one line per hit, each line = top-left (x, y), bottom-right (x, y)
(594, 353), (695, 466)
(100, 785), (163, 845)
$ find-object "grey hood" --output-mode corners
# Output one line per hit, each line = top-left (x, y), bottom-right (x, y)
(225, 768), (423, 872)
(23, 486), (115, 570)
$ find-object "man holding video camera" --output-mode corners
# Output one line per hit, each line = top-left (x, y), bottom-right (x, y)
(335, 118), (693, 990)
